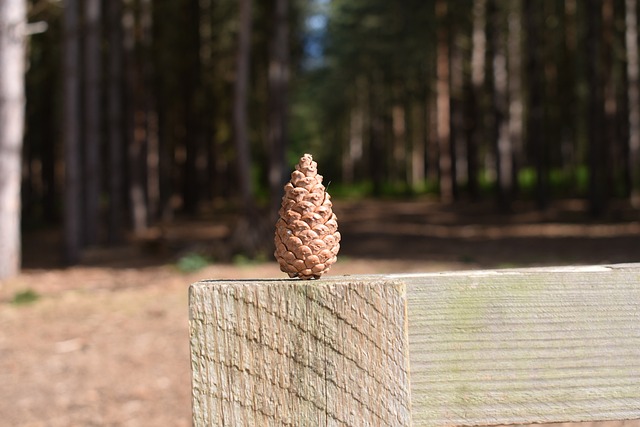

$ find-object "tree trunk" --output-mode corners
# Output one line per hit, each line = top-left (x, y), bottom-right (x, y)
(83, 0), (102, 246)
(450, 29), (466, 196)
(525, 0), (547, 210)
(391, 98), (407, 186)
(124, 0), (148, 233)
(41, 24), (59, 224)
(369, 73), (385, 196)
(602, 0), (616, 201)
(63, 0), (83, 264)
(626, 0), (640, 205)
(182, 0), (202, 215)
(508, 0), (523, 197)
(0, 0), (26, 278)
(410, 96), (425, 189)
(468, 0), (487, 201)
(489, 0), (511, 210)
(436, 0), (453, 203)
(199, 0), (216, 203)
(586, 0), (606, 216)
(107, 0), (125, 244)
(141, 0), (160, 221)
(345, 81), (365, 184)
(234, 0), (254, 215)
(267, 0), (290, 223)
(561, 0), (578, 191)
(426, 79), (439, 184)
(229, 0), (270, 257)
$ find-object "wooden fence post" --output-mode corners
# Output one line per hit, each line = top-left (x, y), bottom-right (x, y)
(190, 264), (640, 426)
(189, 278), (411, 426)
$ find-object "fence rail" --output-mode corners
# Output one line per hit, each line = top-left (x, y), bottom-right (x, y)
(189, 264), (640, 426)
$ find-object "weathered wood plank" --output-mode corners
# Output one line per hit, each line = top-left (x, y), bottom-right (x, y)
(189, 264), (640, 426)
(189, 278), (411, 427)
(394, 264), (640, 426)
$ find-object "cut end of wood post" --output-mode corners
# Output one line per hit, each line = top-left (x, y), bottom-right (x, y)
(189, 278), (411, 426)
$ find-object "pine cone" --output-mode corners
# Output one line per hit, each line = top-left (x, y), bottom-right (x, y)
(274, 154), (340, 279)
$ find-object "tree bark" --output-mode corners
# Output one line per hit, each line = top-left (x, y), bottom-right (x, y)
(0, 0), (26, 278)
(229, 0), (271, 257)
(369, 73), (385, 197)
(586, 0), (606, 216)
(182, 0), (202, 214)
(560, 0), (578, 190)
(525, 0), (547, 210)
(83, 0), (102, 245)
(391, 98), (407, 186)
(489, 0), (511, 210)
(267, 0), (290, 223)
(345, 79), (365, 185)
(450, 28), (466, 196)
(436, 0), (453, 203)
(626, 0), (640, 205)
(141, 0), (160, 221)
(107, 0), (125, 244)
(124, 0), (148, 233)
(63, 0), (83, 264)
(410, 96), (425, 189)
(602, 0), (616, 202)
(508, 0), (523, 197)
(468, 0), (487, 201)
(234, 0), (254, 215)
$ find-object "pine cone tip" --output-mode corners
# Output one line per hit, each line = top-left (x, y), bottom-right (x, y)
(274, 154), (340, 279)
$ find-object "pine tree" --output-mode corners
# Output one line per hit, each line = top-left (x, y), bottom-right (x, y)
(0, 0), (27, 278)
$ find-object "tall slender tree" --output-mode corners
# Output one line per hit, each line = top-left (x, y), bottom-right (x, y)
(124, 0), (148, 233)
(489, 0), (512, 210)
(626, 0), (640, 205)
(450, 19), (466, 196)
(507, 0), (523, 196)
(0, 0), (27, 278)
(182, 0), (202, 214)
(468, 0), (487, 201)
(561, 0), (578, 184)
(83, 0), (102, 245)
(229, 0), (270, 256)
(601, 0), (616, 199)
(108, 0), (125, 244)
(586, 0), (606, 216)
(141, 0), (160, 221)
(525, 0), (547, 210)
(234, 0), (254, 216)
(63, 0), (82, 264)
(267, 0), (290, 222)
(436, 0), (453, 202)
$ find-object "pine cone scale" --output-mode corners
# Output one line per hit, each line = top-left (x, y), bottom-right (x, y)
(274, 154), (340, 279)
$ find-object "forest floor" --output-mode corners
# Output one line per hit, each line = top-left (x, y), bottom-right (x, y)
(1, 198), (640, 426)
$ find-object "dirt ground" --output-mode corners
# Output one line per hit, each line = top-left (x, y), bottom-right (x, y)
(1, 198), (640, 426)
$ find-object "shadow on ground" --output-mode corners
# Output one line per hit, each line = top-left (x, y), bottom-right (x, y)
(22, 198), (640, 271)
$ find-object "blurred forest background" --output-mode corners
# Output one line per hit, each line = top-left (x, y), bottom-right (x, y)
(1, 0), (640, 279)
(2, 2), (640, 424)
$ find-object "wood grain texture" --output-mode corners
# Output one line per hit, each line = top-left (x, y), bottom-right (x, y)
(189, 278), (411, 426)
(395, 264), (640, 426)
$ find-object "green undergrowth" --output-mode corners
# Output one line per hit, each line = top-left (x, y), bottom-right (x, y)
(315, 164), (628, 201)
(232, 252), (268, 267)
(176, 253), (212, 273)
(10, 289), (40, 306)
